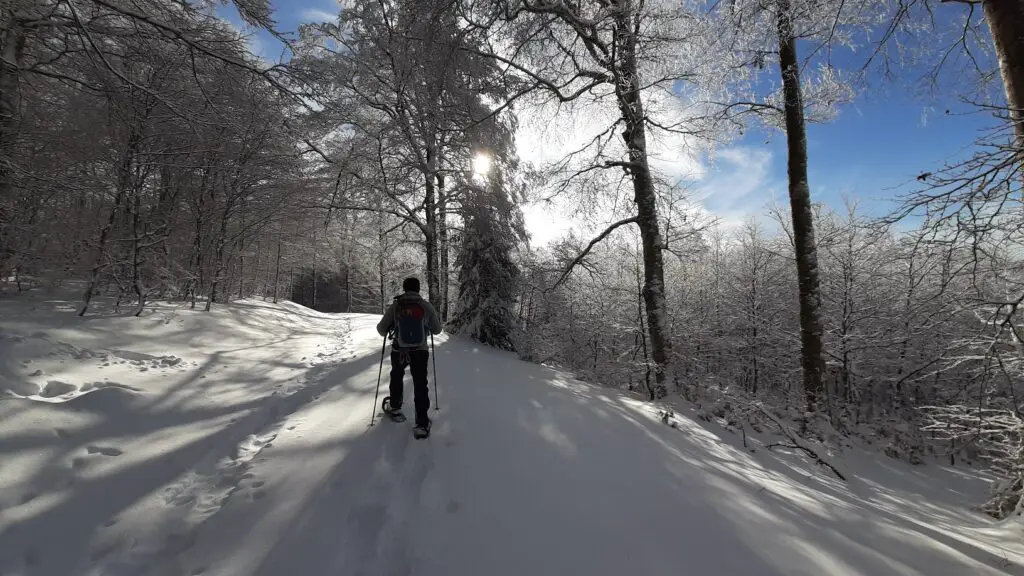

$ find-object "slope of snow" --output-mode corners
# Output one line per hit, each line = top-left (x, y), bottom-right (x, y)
(0, 290), (378, 575)
(1, 289), (1023, 576)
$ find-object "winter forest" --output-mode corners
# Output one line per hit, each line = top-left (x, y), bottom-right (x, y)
(3, 0), (1024, 523)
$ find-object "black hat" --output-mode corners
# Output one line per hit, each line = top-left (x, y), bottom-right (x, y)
(402, 277), (420, 292)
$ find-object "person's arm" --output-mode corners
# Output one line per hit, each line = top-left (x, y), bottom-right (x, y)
(376, 303), (395, 337)
(425, 301), (443, 335)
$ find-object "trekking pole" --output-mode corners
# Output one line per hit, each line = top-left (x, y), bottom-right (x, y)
(370, 334), (387, 427)
(431, 332), (439, 410)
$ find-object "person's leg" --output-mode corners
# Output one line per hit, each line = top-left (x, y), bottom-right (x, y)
(410, 350), (430, 427)
(388, 351), (407, 410)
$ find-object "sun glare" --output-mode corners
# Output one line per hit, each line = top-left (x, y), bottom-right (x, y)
(472, 154), (491, 176)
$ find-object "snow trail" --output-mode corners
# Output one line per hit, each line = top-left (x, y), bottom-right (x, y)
(2, 296), (1023, 576)
(174, 333), (1024, 576)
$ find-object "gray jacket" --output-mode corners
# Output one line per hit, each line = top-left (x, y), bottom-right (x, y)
(376, 292), (443, 351)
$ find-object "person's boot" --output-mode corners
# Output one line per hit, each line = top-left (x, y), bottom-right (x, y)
(413, 418), (431, 439)
(382, 396), (406, 422)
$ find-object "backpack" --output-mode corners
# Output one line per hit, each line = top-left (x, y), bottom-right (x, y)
(393, 297), (427, 348)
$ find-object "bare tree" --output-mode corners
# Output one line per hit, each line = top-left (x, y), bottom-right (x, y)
(704, 0), (879, 413)
(468, 0), (716, 395)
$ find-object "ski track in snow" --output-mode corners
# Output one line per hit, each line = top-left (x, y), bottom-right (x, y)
(2, 294), (1024, 575)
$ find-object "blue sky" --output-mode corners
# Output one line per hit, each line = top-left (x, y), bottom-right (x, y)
(699, 91), (996, 225)
(219, 0), (1000, 239)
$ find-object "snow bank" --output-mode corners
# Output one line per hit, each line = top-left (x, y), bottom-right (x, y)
(0, 290), (379, 576)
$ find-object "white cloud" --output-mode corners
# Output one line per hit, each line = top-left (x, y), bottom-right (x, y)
(515, 90), (706, 184)
(513, 86), (786, 247)
(300, 8), (337, 23)
(515, 97), (621, 168)
(213, 5), (274, 62)
(694, 146), (782, 219)
(522, 201), (575, 247)
(246, 34), (265, 59)
(516, 125), (781, 245)
(517, 144), (786, 248)
(644, 88), (708, 184)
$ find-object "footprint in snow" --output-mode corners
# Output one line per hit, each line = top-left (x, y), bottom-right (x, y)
(39, 380), (76, 398)
(86, 445), (123, 457)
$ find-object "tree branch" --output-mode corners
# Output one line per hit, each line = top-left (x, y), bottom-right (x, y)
(549, 216), (639, 291)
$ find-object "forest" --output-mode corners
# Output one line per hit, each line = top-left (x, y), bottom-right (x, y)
(2, 0), (1023, 518)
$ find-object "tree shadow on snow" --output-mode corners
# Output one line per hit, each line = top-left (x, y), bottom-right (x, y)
(0, 340), (383, 576)
(411, 340), (1022, 576)
(9, 330), (1016, 576)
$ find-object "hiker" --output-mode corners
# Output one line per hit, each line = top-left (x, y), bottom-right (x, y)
(376, 277), (443, 437)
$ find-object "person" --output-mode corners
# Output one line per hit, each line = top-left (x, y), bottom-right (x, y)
(376, 276), (443, 437)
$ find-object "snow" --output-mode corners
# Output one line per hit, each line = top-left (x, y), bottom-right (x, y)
(2, 289), (1023, 576)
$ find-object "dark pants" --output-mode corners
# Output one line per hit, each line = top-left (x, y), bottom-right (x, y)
(389, 349), (430, 426)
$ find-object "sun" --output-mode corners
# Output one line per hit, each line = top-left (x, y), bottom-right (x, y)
(471, 154), (491, 176)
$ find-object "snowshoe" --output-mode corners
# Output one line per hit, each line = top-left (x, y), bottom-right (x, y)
(381, 396), (406, 423)
(413, 420), (431, 439)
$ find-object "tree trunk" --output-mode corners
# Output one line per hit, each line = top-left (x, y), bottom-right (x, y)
(378, 210), (386, 313)
(186, 226), (199, 305)
(379, 252), (385, 313)
(0, 10), (23, 142)
(273, 223), (283, 304)
(343, 209), (353, 311)
(345, 264), (352, 312)
(437, 172), (450, 321)
(840, 261), (853, 404)
(751, 278), (759, 395)
(131, 187), (145, 316)
(238, 198), (247, 299)
(80, 127), (140, 316)
(191, 223), (204, 308)
(636, 257), (653, 400)
(0, 14), (25, 273)
(251, 240), (261, 297)
(237, 255), (245, 298)
(311, 228), (318, 310)
(79, 188), (125, 316)
(263, 235), (273, 296)
(206, 202), (232, 311)
(983, 0), (1024, 153)
(187, 167), (214, 308)
(615, 3), (673, 398)
(424, 150), (439, 305)
(777, 0), (826, 413)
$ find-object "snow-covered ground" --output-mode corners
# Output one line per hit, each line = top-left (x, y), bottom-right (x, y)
(1, 289), (1023, 576)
